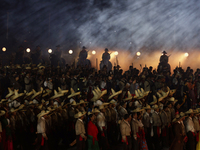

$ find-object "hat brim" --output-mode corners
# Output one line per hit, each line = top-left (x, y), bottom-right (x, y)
(50, 93), (64, 100)
(108, 91), (122, 100)
(75, 112), (86, 118)
(68, 92), (81, 98)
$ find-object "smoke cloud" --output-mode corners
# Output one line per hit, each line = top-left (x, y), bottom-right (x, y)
(1, 0), (200, 69)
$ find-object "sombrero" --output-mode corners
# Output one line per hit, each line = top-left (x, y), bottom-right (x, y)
(68, 88), (80, 98)
(150, 95), (160, 105)
(123, 91), (133, 101)
(135, 89), (144, 100)
(132, 108), (144, 113)
(5, 88), (14, 98)
(92, 108), (100, 113)
(31, 88), (43, 100)
(88, 111), (93, 116)
(24, 90), (34, 99)
(161, 90), (169, 99)
(152, 104), (160, 109)
(172, 112), (186, 122)
(37, 110), (49, 119)
(74, 111), (86, 118)
(156, 92), (164, 101)
(0, 110), (5, 116)
(71, 101), (78, 106)
(109, 99), (116, 104)
(10, 90), (25, 101)
(79, 100), (88, 105)
(58, 87), (68, 94)
(91, 90), (99, 102)
(10, 108), (18, 113)
(42, 89), (52, 98)
(140, 88), (150, 97)
(185, 109), (195, 114)
(108, 89), (122, 100)
(143, 105), (152, 110)
(99, 105), (105, 110)
(50, 90), (64, 100)
(95, 87), (107, 99)
(168, 97), (178, 104)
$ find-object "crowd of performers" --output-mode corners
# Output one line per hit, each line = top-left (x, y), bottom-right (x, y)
(0, 54), (200, 150)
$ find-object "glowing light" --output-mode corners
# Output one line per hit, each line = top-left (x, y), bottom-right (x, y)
(48, 49), (52, 54)
(185, 53), (189, 57)
(26, 48), (31, 53)
(2, 47), (6, 52)
(92, 50), (96, 55)
(136, 52), (141, 56)
(114, 51), (118, 56)
(69, 50), (73, 54)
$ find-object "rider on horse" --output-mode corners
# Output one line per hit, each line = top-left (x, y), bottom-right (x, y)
(102, 48), (110, 62)
(158, 51), (170, 73)
(160, 51), (168, 64)
(79, 46), (88, 61)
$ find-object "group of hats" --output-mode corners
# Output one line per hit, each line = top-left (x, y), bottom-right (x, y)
(135, 88), (150, 100)
(122, 88), (150, 102)
(91, 87), (107, 102)
(150, 87), (176, 105)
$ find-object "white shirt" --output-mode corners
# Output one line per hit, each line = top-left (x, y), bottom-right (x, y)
(97, 112), (106, 131)
(37, 117), (47, 138)
(186, 117), (195, 133)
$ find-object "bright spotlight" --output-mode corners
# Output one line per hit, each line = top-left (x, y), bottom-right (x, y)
(114, 51), (118, 56)
(48, 49), (52, 54)
(26, 48), (31, 53)
(69, 50), (73, 54)
(185, 53), (189, 57)
(92, 50), (96, 55)
(136, 52), (141, 56)
(2, 47), (6, 52)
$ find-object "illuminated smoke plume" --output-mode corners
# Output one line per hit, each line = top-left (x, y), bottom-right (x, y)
(1, 0), (200, 69)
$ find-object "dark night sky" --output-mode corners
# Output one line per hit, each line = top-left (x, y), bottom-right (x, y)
(1, 0), (200, 54)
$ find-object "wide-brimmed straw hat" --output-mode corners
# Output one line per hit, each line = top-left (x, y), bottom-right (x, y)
(71, 101), (78, 106)
(31, 88), (43, 100)
(132, 108), (144, 113)
(95, 88), (107, 99)
(10, 90), (25, 101)
(150, 95), (160, 105)
(74, 111), (86, 118)
(42, 89), (52, 98)
(152, 104), (160, 109)
(161, 90), (169, 99)
(24, 90), (34, 99)
(0, 110), (5, 116)
(135, 90), (144, 99)
(50, 90), (64, 100)
(68, 88), (80, 98)
(168, 97), (178, 103)
(92, 108), (100, 113)
(108, 89), (122, 100)
(10, 108), (18, 113)
(79, 100), (88, 105)
(99, 105), (105, 110)
(185, 109), (195, 114)
(123, 91), (134, 101)
(5, 88), (14, 98)
(143, 105), (152, 110)
(140, 88), (150, 97)
(109, 99), (116, 104)
(172, 112), (186, 122)
(58, 87), (68, 94)
(88, 111), (93, 116)
(37, 110), (49, 119)
(156, 92), (164, 101)
(91, 90), (99, 102)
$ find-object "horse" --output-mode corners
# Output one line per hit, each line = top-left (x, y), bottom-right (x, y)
(100, 60), (112, 72)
